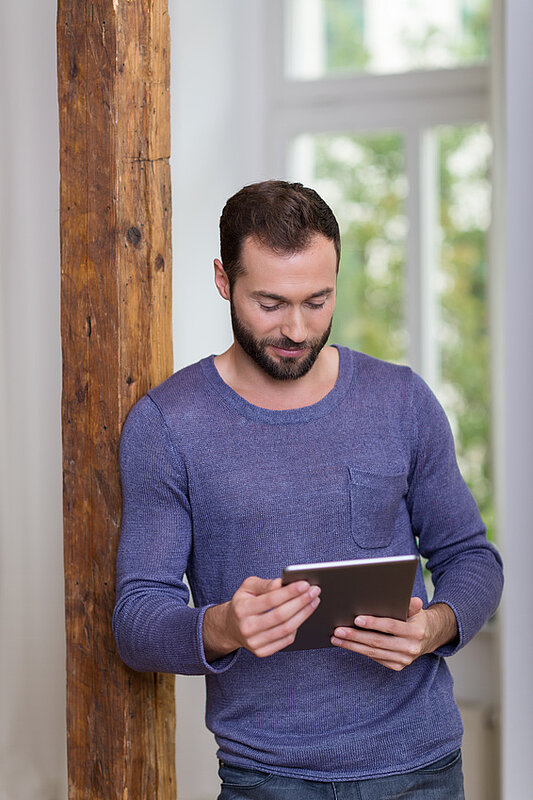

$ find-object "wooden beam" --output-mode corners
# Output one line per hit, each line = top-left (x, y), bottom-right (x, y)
(57, 2), (176, 797)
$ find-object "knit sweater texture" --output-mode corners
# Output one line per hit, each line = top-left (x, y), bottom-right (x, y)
(113, 346), (503, 781)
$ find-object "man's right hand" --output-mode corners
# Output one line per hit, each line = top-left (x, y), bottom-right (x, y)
(202, 577), (321, 661)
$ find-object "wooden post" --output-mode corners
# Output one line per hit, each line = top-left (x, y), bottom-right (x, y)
(57, 2), (176, 797)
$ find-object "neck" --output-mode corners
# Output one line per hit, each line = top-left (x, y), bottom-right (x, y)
(214, 344), (339, 410)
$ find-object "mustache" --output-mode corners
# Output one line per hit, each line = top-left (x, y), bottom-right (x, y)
(264, 336), (308, 350)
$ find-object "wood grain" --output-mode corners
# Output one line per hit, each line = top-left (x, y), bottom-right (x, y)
(57, 2), (175, 797)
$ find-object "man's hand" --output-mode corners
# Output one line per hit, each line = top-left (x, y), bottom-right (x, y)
(330, 598), (458, 671)
(203, 577), (321, 662)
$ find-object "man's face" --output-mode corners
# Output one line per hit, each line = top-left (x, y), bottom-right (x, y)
(225, 234), (337, 381)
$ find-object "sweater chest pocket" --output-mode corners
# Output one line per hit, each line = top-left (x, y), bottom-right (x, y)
(348, 467), (408, 549)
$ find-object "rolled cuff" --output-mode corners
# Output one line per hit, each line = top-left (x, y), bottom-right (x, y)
(195, 605), (241, 675)
(428, 600), (464, 658)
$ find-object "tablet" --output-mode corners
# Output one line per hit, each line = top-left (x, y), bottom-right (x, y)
(281, 554), (418, 651)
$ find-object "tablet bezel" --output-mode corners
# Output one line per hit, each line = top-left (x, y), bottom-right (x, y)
(281, 554), (419, 651)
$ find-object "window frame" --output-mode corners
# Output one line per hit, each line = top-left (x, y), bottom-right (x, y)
(264, 0), (491, 379)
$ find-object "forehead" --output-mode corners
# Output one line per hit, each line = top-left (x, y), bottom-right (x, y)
(238, 234), (337, 294)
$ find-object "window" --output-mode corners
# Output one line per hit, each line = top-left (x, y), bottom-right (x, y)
(267, 0), (494, 537)
(285, 0), (490, 78)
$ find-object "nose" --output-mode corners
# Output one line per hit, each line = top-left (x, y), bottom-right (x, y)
(280, 307), (307, 344)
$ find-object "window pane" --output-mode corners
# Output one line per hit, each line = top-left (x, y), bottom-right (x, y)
(286, 0), (491, 79)
(434, 124), (494, 538)
(290, 132), (407, 363)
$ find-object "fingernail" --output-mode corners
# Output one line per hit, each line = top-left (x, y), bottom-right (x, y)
(355, 617), (366, 626)
(311, 597), (320, 608)
(335, 628), (346, 637)
(309, 585), (321, 598)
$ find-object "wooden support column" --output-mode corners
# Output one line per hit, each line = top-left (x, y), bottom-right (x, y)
(57, 2), (176, 797)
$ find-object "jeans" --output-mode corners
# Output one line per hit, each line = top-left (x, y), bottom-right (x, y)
(217, 749), (464, 800)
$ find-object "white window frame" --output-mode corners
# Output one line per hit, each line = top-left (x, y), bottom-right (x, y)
(264, 0), (491, 384)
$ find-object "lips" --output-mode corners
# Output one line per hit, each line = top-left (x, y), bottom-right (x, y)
(271, 345), (307, 358)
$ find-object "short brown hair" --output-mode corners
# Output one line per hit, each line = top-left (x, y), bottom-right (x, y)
(219, 180), (341, 286)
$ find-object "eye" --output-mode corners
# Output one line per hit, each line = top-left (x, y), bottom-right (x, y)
(306, 300), (326, 310)
(259, 303), (282, 312)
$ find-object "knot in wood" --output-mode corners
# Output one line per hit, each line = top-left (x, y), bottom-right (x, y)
(127, 226), (142, 247)
(75, 382), (88, 404)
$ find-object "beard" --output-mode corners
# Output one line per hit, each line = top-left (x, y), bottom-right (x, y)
(230, 298), (333, 381)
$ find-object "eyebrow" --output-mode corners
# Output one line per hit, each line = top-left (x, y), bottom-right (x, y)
(252, 288), (334, 302)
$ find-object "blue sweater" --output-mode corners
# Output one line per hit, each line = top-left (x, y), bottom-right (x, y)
(113, 346), (503, 781)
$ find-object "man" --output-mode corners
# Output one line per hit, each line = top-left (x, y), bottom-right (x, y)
(113, 180), (503, 799)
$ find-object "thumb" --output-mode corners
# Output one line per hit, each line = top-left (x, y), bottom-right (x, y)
(408, 596), (424, 617)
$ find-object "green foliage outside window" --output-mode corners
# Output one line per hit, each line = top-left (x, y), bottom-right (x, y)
(437, 125), (494, 539)
(324, 0), (369, 73)
(295, 125), (494, 541)
(317, 0), (491, 75)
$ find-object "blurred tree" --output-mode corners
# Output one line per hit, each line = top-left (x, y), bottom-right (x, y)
(325, 0), (370, 72)
(437, 124), (494, 538)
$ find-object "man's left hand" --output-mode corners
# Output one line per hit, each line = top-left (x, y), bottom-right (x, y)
(330, 598), (458, 671)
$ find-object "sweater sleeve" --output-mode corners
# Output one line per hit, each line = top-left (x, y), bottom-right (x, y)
(112, 394), (238, 675)
(406, 373), (503, 657)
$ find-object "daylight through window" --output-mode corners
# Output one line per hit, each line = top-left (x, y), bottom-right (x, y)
(270, 0), (494, 538)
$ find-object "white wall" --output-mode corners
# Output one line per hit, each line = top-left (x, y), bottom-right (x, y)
(171, 0), (268, 369)
(170, 3), (268, 797)
(0, 2), (67, 798)
(500, 1), (533, 797)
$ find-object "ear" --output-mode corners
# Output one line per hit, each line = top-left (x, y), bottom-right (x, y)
(214, 258), (231, 301)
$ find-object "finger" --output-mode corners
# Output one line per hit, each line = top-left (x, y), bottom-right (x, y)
(262, 591), (321, 636)
(361, 656), (410, 672)
(251, 585), (321, 635)
(352, 614), (409, 637)
(259, 577), (284, 593)
(353, 597), (425, 633)
(249, 594), (321, 653)
(330, 635), (415, 668)
(243, 580), (314, 616)
(254, 629), (304, 658)
(333, 626), (419, 656)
